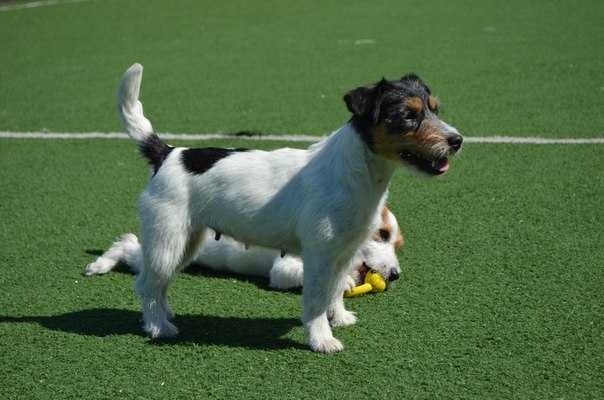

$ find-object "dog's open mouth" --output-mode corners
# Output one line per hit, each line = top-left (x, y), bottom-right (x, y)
(400, 151), (449, 175)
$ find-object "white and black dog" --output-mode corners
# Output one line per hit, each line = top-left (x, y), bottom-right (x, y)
(115, 64), (462, 353)
(84, 206), (403, 290)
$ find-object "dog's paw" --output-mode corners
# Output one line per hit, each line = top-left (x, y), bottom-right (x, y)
(330, 309), (357, 328)
(144, 320), (179, 339)
(342, 275), (356, 292)
(83, 258), (113, 276)
(309, 336), (344, 354)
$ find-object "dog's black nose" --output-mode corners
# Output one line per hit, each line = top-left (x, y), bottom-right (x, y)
(389, 271), (400, 281)
(447, 134), (463, 151)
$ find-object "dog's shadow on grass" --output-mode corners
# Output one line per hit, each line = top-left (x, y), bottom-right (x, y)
(74, 251), (303, 349)
(0, 308), (304, 351)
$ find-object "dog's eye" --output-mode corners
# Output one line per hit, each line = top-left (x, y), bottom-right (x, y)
(403, 110), (418, 120)
(378, 228), (391, 241)
(401, 110), (421, 126)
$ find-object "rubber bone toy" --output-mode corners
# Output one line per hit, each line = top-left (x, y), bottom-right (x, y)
(344, 270), (387, 298)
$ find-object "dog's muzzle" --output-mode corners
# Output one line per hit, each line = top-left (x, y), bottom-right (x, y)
(399, 121), (463, 175)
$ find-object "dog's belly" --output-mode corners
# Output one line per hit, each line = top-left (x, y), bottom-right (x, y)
(196, 201), (301, 253)
(217, 221), (299, 253)
(188, 148), (309, 253)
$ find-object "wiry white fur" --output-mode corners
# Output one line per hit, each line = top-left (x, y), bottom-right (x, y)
(117, 64), (400, 353)
(84, 208), (403, 291)
(117, 64), (153, 141)
(85, 233), (143, 275)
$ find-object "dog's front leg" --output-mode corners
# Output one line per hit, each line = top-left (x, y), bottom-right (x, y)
(301, 250), (346, 353)
(327, 275), (357, 328)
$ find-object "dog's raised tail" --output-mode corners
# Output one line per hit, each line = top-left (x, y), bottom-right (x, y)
(118, 63), (172, 174)
(118, 63), (153, 140)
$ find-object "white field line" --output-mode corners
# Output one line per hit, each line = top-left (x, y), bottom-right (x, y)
(463, 136), (604, 144)
(0, 131), (320, 142)
(0, 0), (90, 12)
(0, 131), (603, 144)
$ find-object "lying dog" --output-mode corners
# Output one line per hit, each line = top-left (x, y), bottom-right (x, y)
(84, 207), (403, 290)
(115, 64), (462, 353)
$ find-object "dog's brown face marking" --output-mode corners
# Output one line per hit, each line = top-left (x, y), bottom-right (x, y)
(343, 74), (462, 175)
(371, 121), (448, 164)
(373, 207), (404, 249)
(371, 123), (409, 161)
(373, 207), (393, 242)
(405, 96), (423, 113)
(394, 231), (404, 249)
(387, 206), (404, 249)
(428, 96), (439, 112)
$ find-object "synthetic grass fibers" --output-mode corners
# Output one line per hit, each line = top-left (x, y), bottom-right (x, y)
(1, 139), (602, 399)
(1, 0), (603, 399)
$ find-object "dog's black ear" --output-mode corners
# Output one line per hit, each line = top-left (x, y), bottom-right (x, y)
(343, 78), (389, 122)
(343, 86), (374, 117)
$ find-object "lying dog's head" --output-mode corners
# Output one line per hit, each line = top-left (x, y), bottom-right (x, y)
(344, 74), (462, 175)
(352, 207), (403, 284)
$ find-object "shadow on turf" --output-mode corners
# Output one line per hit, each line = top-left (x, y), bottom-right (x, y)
(0, 308), (305, 350)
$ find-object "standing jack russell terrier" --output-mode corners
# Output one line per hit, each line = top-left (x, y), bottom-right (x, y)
(116, 64), (462, 353)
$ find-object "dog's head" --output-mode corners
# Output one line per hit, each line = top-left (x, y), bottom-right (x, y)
(344, 74), (462, 175)
(353, 207), (403, 284)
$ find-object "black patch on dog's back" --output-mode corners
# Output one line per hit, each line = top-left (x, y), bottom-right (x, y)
(139, 134), (174, 175)
(181, 147), (249, 175)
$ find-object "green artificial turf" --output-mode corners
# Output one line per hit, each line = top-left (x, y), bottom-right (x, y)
(1, 0), (603, 399)
(0, 139), (602, 399)
(0, 0), (604, 136)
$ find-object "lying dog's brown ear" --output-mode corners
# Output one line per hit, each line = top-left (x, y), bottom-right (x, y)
(343, 78), (389, 123)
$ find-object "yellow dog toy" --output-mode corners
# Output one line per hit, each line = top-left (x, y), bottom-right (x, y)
(344, 270), (387, 298)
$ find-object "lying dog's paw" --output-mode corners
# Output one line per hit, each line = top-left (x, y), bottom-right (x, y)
(342, 275), (356, 292)
(83, 258), (114, 276)
(330, 309), (357, 328)
(269, 256), (304, 290)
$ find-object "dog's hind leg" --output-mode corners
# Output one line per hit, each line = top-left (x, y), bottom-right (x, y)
(301, 250), (349, 353)
(135, 216), (205, 339)
(161, 229), (205, 320)
(135, 266), (177, 338)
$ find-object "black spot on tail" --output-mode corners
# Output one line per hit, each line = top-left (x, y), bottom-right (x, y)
(139, 134), (173, 175)
(181, 147), (249, 175)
